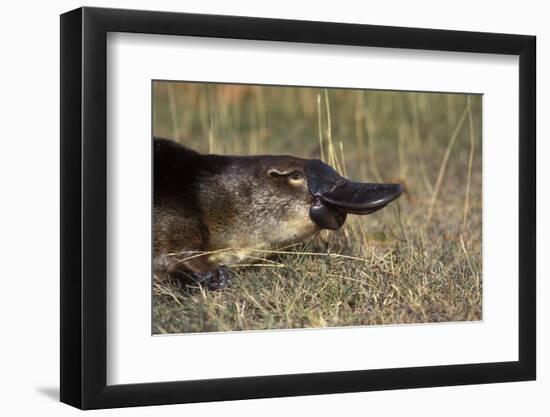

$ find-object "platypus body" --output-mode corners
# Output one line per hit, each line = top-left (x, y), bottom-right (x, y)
(153, 138), (403, 289)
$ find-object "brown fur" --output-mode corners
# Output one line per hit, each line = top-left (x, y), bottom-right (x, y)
(153, 138), (319, 274)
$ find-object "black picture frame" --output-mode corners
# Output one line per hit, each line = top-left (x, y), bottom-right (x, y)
(60, 6), (536, 410)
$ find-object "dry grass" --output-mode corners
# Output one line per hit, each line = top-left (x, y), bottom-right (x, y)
(152, 82), (482, 334)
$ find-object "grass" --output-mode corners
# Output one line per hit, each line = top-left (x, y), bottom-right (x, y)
(152, 82), (483, 334)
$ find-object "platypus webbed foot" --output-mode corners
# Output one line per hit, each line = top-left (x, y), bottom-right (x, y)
(176, 267), (232, 290)
(205, 267), (232, 290)
(170, 266), (233, 291)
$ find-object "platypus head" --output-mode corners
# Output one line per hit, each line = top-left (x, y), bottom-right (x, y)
(154, 138), (404, 261)
(261, 156), (403, 231)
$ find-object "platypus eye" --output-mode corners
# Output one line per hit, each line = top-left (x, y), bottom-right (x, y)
(267, 168), (304, 181)
(288, 171), (304, 181)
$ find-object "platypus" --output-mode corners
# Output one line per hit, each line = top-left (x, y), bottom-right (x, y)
(153, 138), (403, 289)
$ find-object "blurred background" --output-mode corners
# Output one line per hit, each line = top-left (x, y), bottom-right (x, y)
(152, 81), (482, 333)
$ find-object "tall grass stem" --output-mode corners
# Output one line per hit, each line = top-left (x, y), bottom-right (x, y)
(427, 104), (469, 221)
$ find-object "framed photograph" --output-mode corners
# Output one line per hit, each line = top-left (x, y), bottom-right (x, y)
(60, 6), (536, 409)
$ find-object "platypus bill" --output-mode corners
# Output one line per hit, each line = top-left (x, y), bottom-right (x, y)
(153, 138), (403, 289)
